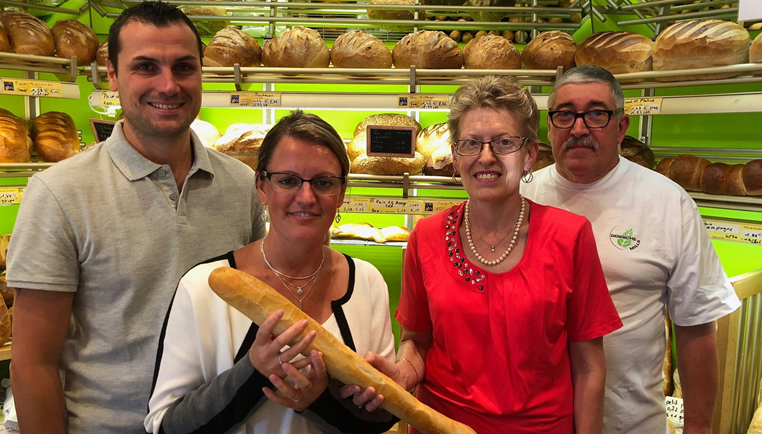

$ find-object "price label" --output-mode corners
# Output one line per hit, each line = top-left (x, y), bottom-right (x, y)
(741, 225), (762, 244)
(397, 94), (450, 110)
(230, 92), (281, 108)
(100, 91), (121, 107)
(704, 220), (739, 237)
(0, 188), (24, 205)
(625, 97), (663, 115)
(1, 78), (63, 98)
(370, 198), (423, 214)
(340, 197), (371, 213)
(423, 200), (462, 213)
(665, 396), (684, 427)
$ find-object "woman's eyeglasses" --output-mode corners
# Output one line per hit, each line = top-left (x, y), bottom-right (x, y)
(453, 136), (529, 157)
(260, 171), (346, 195)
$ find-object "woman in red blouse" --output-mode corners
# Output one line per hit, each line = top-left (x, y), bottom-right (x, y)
(349, 76), (623, 434)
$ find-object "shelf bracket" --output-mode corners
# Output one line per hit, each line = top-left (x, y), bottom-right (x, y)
(234, 64), (242, 92)
(402, 172), (410, 199)
(68, 56), (78, 83)
(91, 61), (102, 90)
(409, 65), (416, 94)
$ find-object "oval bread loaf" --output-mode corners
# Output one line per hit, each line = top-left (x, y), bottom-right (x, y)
(31, 111), (80, 162)
(204, 27), (261, 67)
(96, 40), (109, 66)
(463, 34), (521, 70)
(263, 26), (329, 68)
(392, 30), (463, 69)
(0, 12), (55, 56)
(521, 31), (576, 71)
(0, 108), (32, 163)
(52, 20), (99, 65)
(207, 267), (478, 434)
(0, 20), (10, 53)
(653, 20), (749, 81)
(416, 122), (451, 160)
(667, 154), (711, 192)
(331, 31), (392, 69)
(575, 31), (653, 74)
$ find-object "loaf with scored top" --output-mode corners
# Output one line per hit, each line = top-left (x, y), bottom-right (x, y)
(463, 34), (520, 70)
(575, 31), (653, 74)
(204, 27), (261, 67)
(0, 108), (32, 163)
(521, 31), (576, 71)
(207, 267), (477, 434)
(652, 20), (749, 81)
(0, 20), (10, 53)
(0, 11), (55, 56)
(392, 30), (463, 69)
(52, 20), (99, 66)
(331, 31), (392, 69)
(263, 26), (329, 68)
(31, 111), (80, 162)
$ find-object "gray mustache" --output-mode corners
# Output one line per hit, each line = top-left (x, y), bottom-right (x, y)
(562, 137), (598, 150)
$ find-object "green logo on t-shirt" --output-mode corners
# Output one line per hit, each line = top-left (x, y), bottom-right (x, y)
(610, 227), (640, 250)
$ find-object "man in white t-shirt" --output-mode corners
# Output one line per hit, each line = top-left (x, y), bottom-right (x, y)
(521, 65), (740, 434)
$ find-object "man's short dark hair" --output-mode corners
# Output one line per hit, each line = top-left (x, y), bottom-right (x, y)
(107, 1), (203, 73)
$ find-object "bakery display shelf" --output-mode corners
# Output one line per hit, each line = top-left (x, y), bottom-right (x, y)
(0, 0), (82, 15)
(691, 193), (762, 214)
(0, 341), (10, 361)
(601, 0), (739, 28)
(0, 163), (54, 177)
(703, 217), (762, 245)
(652, 147), (762, 164)
(0, 52), (80, 84)
(330, 239), (407, 248)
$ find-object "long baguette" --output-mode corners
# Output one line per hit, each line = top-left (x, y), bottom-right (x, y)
(208, 266), (476, 434)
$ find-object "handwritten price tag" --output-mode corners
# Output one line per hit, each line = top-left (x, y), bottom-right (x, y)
(0, 188), (24, 205)
(424, 200), (462, 213)
(625, 97), (663, 115)
(397, 94), (450, 110)
(741, 225), (762, 244)
(340, 197), (371, 213)
(100, 91), (121, 107)
(1, 78), (63, 98)
(229, 92), (281, 108)
(665, 396), (684, 427)
(370, 198), (423, 214)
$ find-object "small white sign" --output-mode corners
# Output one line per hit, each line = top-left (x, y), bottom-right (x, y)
(739, 0), (762, 21)
(666, 396), (684, 428)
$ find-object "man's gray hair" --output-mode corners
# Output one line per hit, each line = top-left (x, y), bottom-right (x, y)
(548, 65), (625, 111)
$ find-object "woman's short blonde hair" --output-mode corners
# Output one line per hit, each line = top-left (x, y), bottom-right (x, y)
(448, 75), (539, 143)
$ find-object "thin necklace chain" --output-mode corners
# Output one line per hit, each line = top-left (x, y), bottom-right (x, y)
(259, 240), (324, 310)
(471, 222), (513, 252)
(464, 196), (526, 267)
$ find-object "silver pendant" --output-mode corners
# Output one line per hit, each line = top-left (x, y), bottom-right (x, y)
(297, 287), (304, 295)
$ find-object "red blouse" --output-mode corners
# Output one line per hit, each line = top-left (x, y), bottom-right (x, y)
(396, 200), (622, 434)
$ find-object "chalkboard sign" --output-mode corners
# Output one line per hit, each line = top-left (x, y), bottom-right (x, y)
(90, 119), (116, 143)
(366, 125), (416, 158)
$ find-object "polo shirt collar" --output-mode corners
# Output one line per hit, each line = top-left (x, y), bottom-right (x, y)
(106, 121), (215, 181)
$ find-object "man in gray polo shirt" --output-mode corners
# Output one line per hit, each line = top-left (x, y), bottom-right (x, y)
(6, 3), (266, 432)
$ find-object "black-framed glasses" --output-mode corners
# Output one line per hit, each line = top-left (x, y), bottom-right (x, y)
(260, 170), (346, 195)
(453, 136), (529, 157)
(547, 109), (624, 129)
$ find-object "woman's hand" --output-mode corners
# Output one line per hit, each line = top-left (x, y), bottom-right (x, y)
(263, 350), (329, 412)
(248, 310), (316, 379)
(339, 352), (405, 412)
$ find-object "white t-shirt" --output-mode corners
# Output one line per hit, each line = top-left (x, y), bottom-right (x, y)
(521, 157), (740, 434)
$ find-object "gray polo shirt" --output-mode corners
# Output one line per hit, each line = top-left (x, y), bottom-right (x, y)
(7, 121), (266, 433)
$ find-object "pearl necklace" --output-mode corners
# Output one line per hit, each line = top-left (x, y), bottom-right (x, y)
(260, 240), (324, 310)
(464, 196), (525, 267)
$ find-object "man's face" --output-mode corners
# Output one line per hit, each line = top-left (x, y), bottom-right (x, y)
(107, 21), (202, 145)
(547, 82), (630, 184)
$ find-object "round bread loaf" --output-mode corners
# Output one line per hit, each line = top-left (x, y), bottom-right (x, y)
(350, 150), (427, 175)
(263, 27), (329, 68)
(96, 40), (109, 66)
(751, 32), (762, 73)
(191, 119), (220, 147)
(350, 114), (422, 160)
(52, 20), (99, 66)
(367, 0), (424, 32)
(214, 124), (269, 170)
(392, 30), (463, 69)
(331, 31), (392, 69)
(0, 12), (55, 56)
(742, 159), (762, 196)
(575, 31), (653, 74)
(620, 135), (655, 169)
(521, 31), (576, 71)
(424, 144), (454, 176)
(463, 34), (520, 70)
(0, 20), (10, 53)
(655, 157), (673, 177)
(667, 154), (711, 192)
(204, 27), (261, 67)
(533, 142), (554, 171)
(700, 162), (732, 195)
(0, 108), (31, 163)
(31, 112), (80, 162)
(467, 0), (516, 22)
(416, 122), (451, 160)
(179, 6), (228, 36)
(653, 20), (750, 81)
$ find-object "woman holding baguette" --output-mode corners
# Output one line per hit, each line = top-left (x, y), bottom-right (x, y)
(145, 110), (398, 434)
(350, 76), (623, 433)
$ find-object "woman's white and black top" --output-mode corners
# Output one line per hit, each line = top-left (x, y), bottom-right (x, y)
(145, 251), (398, 434)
